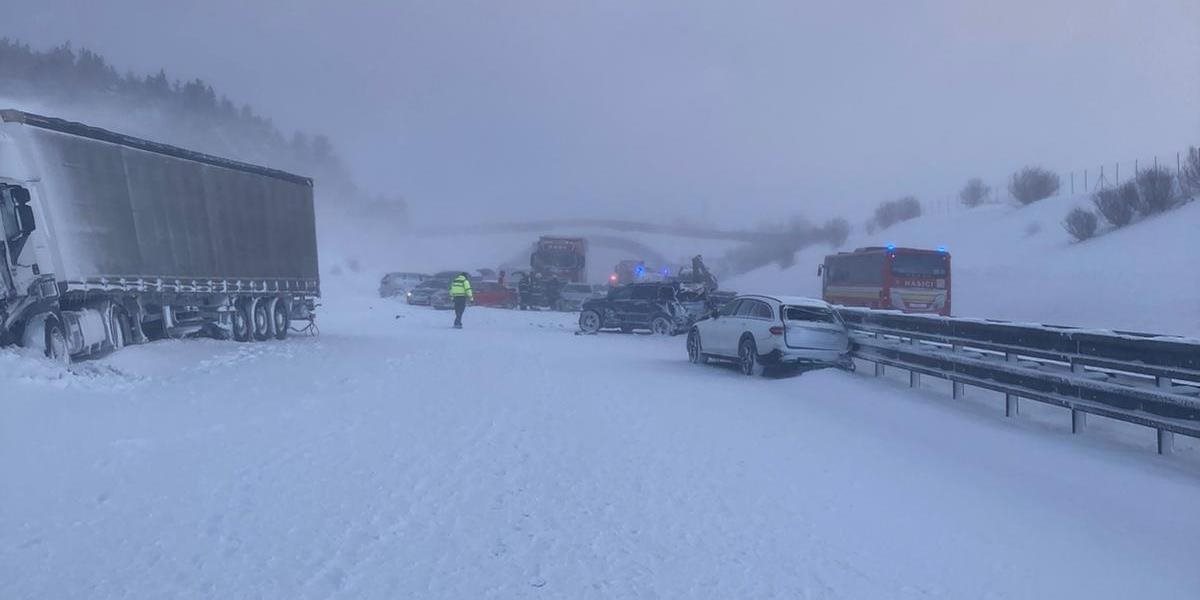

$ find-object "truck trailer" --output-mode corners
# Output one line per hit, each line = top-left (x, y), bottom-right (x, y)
(0, 110), (320, 363)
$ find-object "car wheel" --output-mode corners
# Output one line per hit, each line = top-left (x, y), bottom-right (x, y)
(739, 337), (765, 376)
(687, 328), (709, 364)
(579, 310), (602, 333)
(650, 316), (673, 336)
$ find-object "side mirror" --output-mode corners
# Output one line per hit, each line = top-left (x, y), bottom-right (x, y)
(816, 264), (824, 277)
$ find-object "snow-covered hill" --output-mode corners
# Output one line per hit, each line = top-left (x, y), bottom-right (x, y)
(728, 195), (1200, 336)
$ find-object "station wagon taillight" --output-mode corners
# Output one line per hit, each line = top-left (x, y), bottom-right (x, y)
(769, 326), (785, 336)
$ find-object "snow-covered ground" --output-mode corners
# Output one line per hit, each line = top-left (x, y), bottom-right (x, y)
(3, 291), (1198, 599)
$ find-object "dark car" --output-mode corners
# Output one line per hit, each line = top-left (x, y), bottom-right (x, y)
(578, 282), (694, 335)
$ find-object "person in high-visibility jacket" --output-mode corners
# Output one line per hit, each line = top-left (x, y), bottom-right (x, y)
(449, 272), (474, 328)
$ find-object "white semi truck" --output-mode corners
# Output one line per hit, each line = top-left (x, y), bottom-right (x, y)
(0, 110), (320, 363)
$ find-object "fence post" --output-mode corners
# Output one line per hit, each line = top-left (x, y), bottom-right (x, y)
(1115, 162), (1119, 185)
(1084, 169), (1088, 191)
(1070, 172), (1074, 195)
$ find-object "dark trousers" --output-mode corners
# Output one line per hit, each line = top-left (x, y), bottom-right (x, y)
(453, 296), (468, 326)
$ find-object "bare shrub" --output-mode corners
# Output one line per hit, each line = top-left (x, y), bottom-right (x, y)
(872, 196), (922, 230)
(1092, 184), (1135, 227)
(1062, 207), (1098, 242)
(959, 178), (990, 208)
(1181, 147), (1200, 198)
(1135, 166), (1177, 215)
(1009, 166), (1060, 205)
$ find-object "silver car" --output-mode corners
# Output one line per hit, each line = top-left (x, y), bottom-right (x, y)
(686, 295), (852, 376)
(379, 272), (427, 298)
(556, 283), (605, 311)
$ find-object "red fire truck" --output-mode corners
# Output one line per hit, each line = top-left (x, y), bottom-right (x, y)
(530, 236), (588, 283)
(818, 245), (951, 316)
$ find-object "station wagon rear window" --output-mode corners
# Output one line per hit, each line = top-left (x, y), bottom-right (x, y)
(783, 305), (839, 324)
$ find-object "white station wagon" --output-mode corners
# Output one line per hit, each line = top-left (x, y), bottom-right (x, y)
(686, 294), (853, 376)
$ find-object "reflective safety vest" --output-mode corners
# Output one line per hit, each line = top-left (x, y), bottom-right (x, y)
(449, 275), (473, 299)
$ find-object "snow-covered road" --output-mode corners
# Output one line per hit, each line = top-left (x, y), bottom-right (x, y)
(3, 295), (1199, 599)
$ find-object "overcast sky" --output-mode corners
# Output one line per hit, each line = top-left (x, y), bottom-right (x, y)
(3, 0), (1197, 224)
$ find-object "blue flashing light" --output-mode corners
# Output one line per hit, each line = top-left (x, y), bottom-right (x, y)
(885, 243), (896, 252)
(936, 245), (947, 253)
(661, 267), (671, 277)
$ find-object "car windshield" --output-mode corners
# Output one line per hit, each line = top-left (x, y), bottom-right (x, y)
(783, 305), (840, 324)
(891, 253), (948, 278)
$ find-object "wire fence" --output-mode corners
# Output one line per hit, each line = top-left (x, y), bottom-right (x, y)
(922, 147), (1198, 217)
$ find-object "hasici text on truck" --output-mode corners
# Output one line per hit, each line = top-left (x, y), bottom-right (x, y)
(530, 236), (587, 283)
(817, 246), (950, 316)
(0, 110), (320, 364)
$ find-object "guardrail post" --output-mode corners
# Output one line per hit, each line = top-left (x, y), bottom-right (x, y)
(909, 371), (920, 388)
(1157, 429), (1174, 455)
(1070, 359), (1084, 374)
(1071, 409), (1086, 433)
(874, 362), (885, 377)
(952, 381), (964, 399)
(1155, 376), (1173, 389)
(1004, 353), (1019, 416)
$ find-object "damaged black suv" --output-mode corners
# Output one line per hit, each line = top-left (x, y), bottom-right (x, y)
(578, 282), (695, 335)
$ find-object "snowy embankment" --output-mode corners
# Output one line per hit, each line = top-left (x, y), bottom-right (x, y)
(3, 293), (1199, 598)
(729, 196), (1200, 336)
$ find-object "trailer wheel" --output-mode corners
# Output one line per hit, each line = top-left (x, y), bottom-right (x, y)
(45, 318), (71, 366)
(231, 299), (253, 342)
(252, 298), (271, 341)
(271, 297), (290, 340)
(109, 307), (131, 350)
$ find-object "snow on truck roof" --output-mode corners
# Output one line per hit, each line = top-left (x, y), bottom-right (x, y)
(0, 109), (312, 187)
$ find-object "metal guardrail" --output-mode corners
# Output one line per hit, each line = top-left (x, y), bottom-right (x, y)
(834, 307), (1200, 455)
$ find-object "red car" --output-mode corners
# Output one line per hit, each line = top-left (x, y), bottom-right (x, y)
(472, 281), (518, 308)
